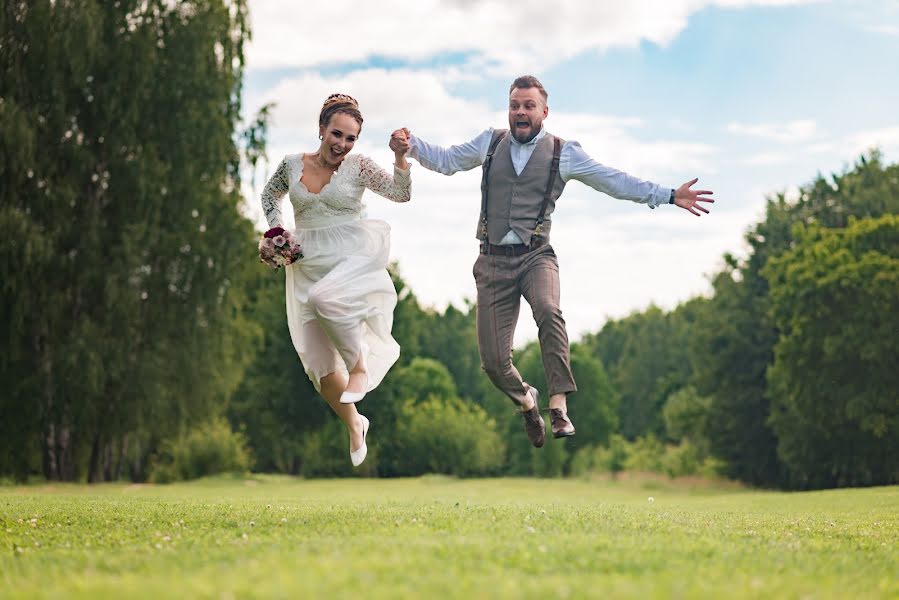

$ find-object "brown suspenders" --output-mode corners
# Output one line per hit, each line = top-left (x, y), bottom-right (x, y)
(480, 130), (562, 247)
(479, 129), (508, 241)
(532, 136), (562, 246)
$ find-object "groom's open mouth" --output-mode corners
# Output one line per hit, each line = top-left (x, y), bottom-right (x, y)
(514, 120), (530, 130)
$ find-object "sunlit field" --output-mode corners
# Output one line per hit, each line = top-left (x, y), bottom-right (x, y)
(2, 476), (896, 599)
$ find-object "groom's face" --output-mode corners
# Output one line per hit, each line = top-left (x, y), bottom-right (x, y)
(508, 87), (548, 143)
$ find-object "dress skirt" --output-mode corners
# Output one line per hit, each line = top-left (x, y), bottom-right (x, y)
(284, 214), (401, 392)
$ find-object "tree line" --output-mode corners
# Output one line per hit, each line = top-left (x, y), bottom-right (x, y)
(2, 1), (896, 489)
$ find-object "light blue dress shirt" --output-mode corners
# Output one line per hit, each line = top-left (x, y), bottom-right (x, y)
(409, 127), (672, 244)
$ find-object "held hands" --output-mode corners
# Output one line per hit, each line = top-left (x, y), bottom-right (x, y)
(674, 178), (715, 216)
(390, 128), (411, 170)
(389, 128), (411, 156)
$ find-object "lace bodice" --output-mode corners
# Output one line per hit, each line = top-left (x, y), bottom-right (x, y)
(260, 153), (411, 228)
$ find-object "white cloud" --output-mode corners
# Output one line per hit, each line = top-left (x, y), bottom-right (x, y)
(240, 0), (834, 345)
(849, 125), (899, 156)
(726, 119), (819, 143)
(245, 68), (496, 149)
(247, 68), (719, 182)
(552, 113), (719, 179)
(865, 24), (899, 36)
(805, 142), (835, 153)
(247, 0), (820, 74)
(743, 151), (793, 166)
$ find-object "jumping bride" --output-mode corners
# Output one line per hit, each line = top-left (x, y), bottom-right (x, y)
(259, 94), (412, 467)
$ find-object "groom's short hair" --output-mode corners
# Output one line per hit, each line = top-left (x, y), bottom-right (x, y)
(509, 75), (548, 103)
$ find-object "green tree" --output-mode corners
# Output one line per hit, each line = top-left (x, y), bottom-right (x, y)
(227, 270), (324, 475)
(663, 385), (712, 454)
(583, 305), (695, 439)
(688, 263), (783, 485)
(689, 151), (899, 487)
(0, 0), (257, 481)
(426, 301), (508, 416)
(763, 215), (899, 488)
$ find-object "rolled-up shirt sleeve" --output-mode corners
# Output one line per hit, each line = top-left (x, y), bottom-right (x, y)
(409, 129), (494, 175)
(561, 141), (671, 209)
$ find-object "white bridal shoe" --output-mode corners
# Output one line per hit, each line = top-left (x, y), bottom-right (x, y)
(350, 414), (370, 467)
(339, 373), (370, 404)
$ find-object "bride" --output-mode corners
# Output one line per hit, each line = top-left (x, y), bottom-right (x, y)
(259, 94), (411, 467)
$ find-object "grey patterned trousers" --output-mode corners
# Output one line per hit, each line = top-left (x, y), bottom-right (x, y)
(472, 245), (578, 407)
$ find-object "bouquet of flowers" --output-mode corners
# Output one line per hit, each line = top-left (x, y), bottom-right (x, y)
(258, 226), (303, 268)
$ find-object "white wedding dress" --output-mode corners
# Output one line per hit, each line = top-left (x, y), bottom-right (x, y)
(260, 153), (411, 392)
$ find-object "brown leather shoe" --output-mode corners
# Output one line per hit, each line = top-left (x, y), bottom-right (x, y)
(521, 386), (546, 448)
(549, 408), (576, 438)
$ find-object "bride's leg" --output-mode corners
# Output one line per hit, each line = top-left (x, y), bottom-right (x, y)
(303, 320), (364, 451)
(320, 372), (365, 452)
(345, 351), (368, 394)
(306, 284), (369, 395)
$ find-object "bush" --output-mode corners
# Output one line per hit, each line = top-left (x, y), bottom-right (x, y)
(390, 395), (505, 477)
(572, 435), (727, 480)
(624, 434), (665, 473)
(533, 435), (567, 478)
(570, 435), (628, 478)
(663, 386), (712, 450)
(661, 440), (704, 477)
(149, 418), (252, 483)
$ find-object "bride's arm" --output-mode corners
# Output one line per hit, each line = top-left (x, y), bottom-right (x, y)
(261, 157), (290, 227)
(357, 155), (411, 203)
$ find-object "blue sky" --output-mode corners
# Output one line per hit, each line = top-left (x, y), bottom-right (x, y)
(243, 0), (899, 344)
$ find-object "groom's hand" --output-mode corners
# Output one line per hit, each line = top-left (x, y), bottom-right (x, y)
(674, 178), (715, 216)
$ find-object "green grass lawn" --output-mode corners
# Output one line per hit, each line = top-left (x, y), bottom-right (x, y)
(1, 475), (896, 599)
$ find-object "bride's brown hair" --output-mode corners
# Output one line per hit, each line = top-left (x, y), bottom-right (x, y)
(319, 93), (363, 131)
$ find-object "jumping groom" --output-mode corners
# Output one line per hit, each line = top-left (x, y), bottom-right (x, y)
(390, 75), (714, 447)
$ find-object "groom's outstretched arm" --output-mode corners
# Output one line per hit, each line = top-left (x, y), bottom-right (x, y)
(391, 128), (493, 176)
(565, 141), (715, 215)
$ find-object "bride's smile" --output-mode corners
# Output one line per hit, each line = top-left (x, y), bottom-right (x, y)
(318, 113), (359, 168)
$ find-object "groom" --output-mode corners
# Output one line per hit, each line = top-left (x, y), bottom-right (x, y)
(390, 75), (713, 447)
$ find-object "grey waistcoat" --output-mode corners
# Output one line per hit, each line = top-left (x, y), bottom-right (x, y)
(477, 130), (567, 244)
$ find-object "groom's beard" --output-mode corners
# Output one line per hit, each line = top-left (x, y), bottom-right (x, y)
(510, 118), (541, 143)
(511, 128), (539, 144)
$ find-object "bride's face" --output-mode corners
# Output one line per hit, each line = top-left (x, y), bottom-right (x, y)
(319, 113), (361, 167)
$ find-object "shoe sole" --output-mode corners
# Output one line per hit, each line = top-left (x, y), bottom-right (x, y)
(553, 430), (576, 439)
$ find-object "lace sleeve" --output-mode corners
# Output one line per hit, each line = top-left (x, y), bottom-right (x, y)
(357, 155), (411, 203)
(260, 157), (290, 227)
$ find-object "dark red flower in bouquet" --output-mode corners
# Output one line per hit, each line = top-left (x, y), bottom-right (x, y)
(264, 226), (285, 239)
